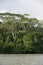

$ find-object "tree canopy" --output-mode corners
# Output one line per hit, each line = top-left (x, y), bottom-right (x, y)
(0, 12), (43, 54)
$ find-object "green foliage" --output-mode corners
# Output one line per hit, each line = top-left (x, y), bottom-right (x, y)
(3, 42), (15, 54)
(0, 12), (43, 54)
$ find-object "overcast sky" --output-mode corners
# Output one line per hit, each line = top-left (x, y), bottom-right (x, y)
(0, 0), (43, 20)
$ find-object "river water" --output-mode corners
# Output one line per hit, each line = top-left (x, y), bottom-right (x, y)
(0, 54), (43, 65)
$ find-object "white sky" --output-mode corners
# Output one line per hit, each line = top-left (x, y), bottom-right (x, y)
(0, 0), (43, 20)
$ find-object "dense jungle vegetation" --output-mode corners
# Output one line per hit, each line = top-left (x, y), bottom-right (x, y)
(0, 12), (43, 54)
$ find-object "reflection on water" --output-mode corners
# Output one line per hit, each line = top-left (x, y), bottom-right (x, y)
(0, 54), (43, 65)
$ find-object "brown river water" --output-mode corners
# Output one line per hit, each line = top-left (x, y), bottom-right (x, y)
(0, 54), (43, 65)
